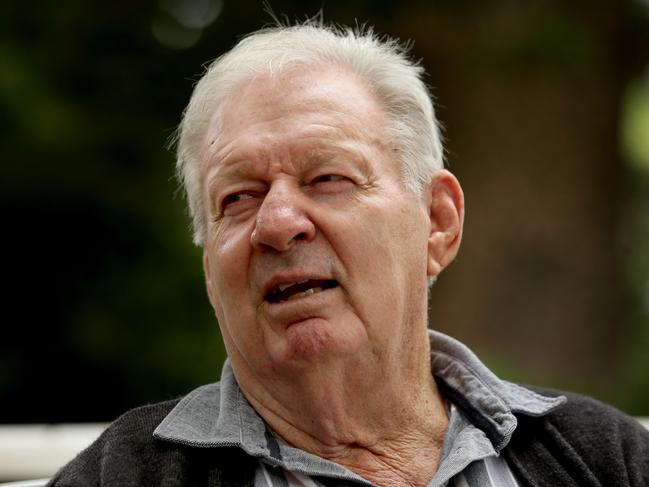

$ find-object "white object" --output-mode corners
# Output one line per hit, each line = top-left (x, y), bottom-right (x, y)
(0, 480), (49, 487)
(0, 423), (107, 481)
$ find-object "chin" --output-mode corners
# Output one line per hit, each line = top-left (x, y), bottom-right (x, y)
(278, 318), (350, 365)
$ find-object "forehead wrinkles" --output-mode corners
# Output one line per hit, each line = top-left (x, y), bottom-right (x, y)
(213, 119), (376, 167)
(205, 138), (377, 191)
(201, 66), (394, 182)
(203, 123), (388, 188)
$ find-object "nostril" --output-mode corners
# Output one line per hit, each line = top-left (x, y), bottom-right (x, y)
(294, 232), (307, 241)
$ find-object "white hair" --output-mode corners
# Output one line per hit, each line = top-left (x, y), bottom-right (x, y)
(176, 21), (444, 246)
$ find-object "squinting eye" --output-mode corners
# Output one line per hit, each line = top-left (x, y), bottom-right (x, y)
(222, 192), (254, 209)
(312, 174), (347, 184)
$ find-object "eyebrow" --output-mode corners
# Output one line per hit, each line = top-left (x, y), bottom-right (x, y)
(207, 165), (251, 186)
(204, 165), (255, 214)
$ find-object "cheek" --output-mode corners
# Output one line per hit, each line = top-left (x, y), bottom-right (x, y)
(207, 239), (259, 349)
(210, 225), (253, 283)
(205, 230), (257, 335)
(351, 207), (428, 292)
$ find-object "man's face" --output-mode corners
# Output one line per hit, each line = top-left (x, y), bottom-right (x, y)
(201, 67), (441, 379)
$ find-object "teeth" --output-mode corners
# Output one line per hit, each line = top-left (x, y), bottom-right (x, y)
(278, 279), (309, 292)
(286, 286), (323, 301)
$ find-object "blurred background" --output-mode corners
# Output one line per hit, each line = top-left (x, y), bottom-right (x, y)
(2, 0), (649, 427)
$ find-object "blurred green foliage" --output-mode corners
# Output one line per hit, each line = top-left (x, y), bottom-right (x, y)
(621, 79), (649, 413)
(623, 79), (649, 171)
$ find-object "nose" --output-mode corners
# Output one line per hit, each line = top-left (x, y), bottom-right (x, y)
(250, 184), (316, 252)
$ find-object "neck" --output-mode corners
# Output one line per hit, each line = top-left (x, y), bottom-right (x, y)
(234, 331), (449, 486)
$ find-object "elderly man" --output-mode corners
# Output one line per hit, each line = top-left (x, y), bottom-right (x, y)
(50, 22), (648, 487)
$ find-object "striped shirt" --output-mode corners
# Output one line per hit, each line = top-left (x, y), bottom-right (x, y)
(257, 457), (519, 487)
(256, 403), (521, 487)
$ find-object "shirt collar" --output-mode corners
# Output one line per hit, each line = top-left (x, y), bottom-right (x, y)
(154, 330), (565, 459)
(154, 361), (370, 483)
(429, 331), (565, 451)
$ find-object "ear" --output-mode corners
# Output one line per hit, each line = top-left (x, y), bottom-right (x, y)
(203, 249), (219, 310)
(425, 170), (464, 278)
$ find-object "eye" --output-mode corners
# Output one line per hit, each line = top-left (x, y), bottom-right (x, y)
(308, 174), (355, 195)
(221, 192), (257, 214)
(223, 192), (252, 206)
(312, 174), (347, 184)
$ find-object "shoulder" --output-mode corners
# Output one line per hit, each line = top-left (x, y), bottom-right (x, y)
(47, 398), (182, 486)
(48, 383), (254, 487)
(106, 397), (182, 437)
(513, 386), (649, 486)
(532, 386), (648, 446)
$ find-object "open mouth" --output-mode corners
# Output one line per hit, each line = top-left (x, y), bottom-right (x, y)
(265, 279), (339, 304)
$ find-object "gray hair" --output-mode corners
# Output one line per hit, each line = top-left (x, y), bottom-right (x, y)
(176, 21), (444, 246)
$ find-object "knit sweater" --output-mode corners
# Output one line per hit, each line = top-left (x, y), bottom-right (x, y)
(48, 387), (649, 487)
(504, 388), (649, 486)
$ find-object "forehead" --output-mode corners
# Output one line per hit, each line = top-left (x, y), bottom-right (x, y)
(202, 66), (389, 168)
(227, 66), (381, 123)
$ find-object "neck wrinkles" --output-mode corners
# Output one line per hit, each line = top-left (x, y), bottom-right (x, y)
(230, 331), (449, 486)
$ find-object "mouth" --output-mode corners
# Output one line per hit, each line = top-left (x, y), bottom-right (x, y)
(265, 279), (339, 304)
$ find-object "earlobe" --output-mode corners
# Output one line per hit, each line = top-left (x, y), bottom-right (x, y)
(426, 170), (464, 278)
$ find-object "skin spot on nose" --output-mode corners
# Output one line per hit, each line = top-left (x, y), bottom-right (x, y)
(251, 193), (316, 252)
(256, 204), (296, 233)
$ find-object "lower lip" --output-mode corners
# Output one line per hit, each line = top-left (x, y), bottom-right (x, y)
(263, 286), (339, 325)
